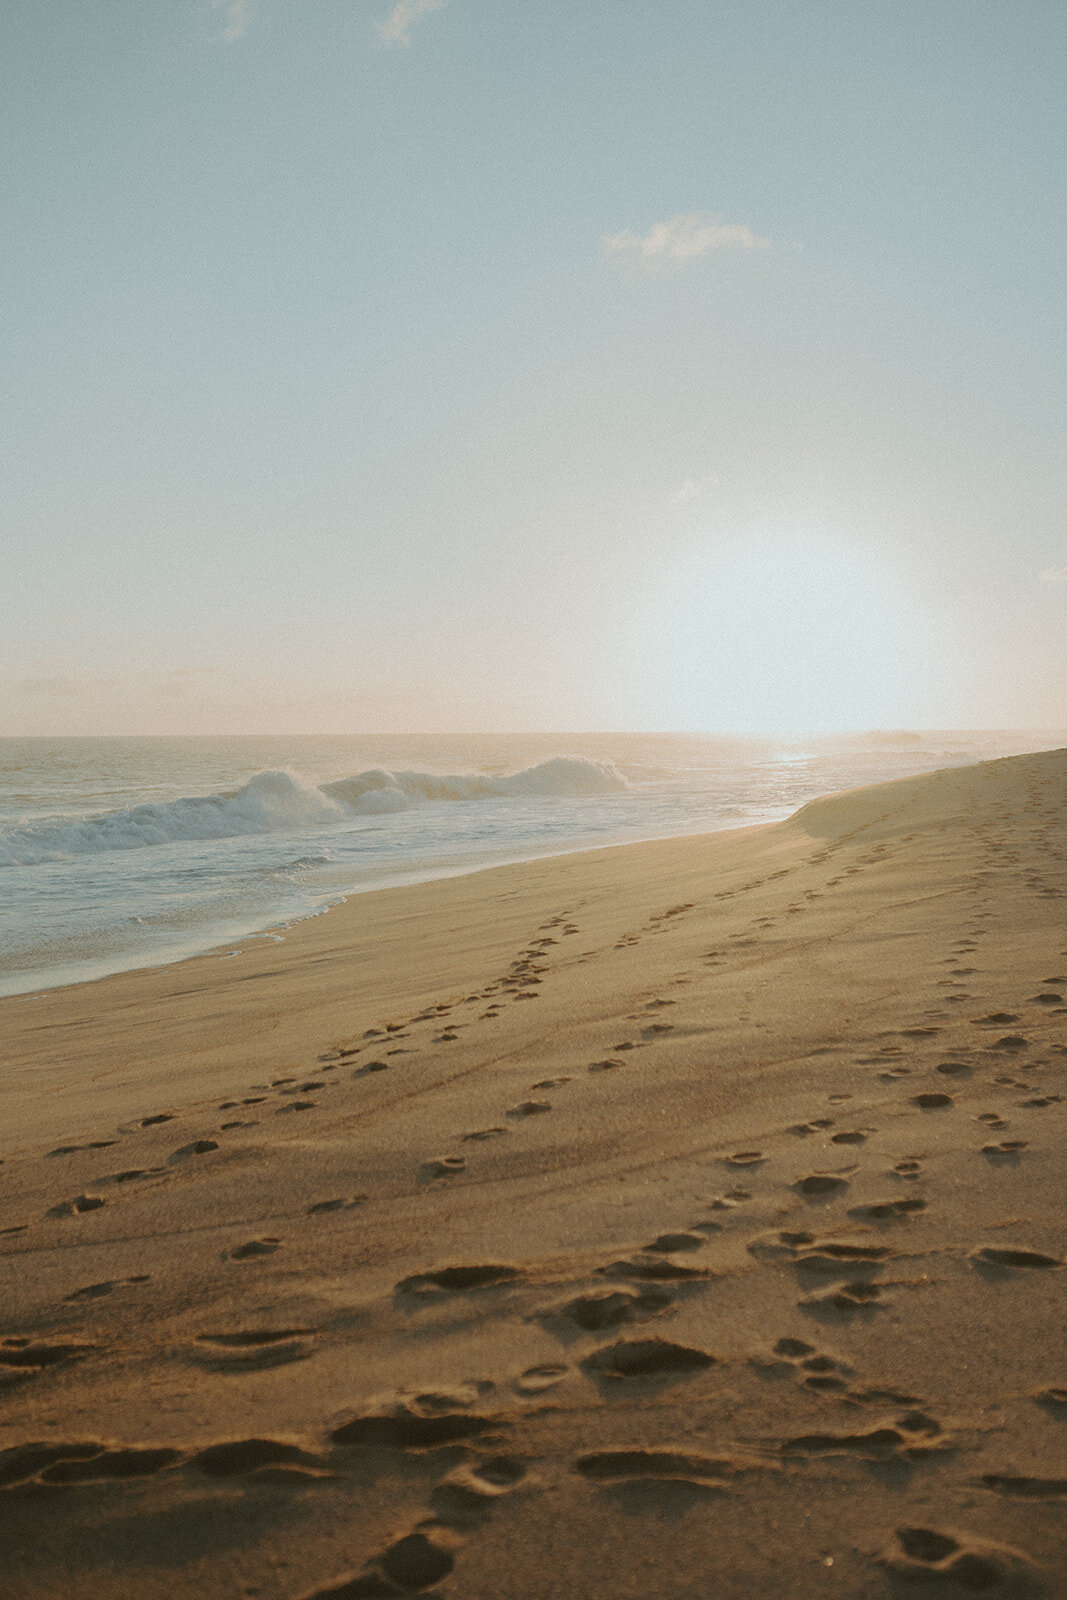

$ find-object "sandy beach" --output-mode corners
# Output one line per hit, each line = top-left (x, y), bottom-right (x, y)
(1, 747), (1064, 1598)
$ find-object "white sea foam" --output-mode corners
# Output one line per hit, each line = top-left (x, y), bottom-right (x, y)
(0, 757), (627, 866)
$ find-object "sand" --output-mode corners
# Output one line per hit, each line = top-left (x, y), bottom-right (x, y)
(0, 747), (1064, 1599)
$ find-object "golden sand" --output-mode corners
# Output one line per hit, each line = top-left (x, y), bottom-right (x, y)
(1, 749), (1064, 1597)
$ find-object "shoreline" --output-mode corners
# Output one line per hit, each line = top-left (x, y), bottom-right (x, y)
(1, 746), (1064, 1598)
(6, 730), (1065, 1004)
(2, 805), (798, 1004)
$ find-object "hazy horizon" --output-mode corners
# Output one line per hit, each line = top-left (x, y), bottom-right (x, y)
(4, 2), (1064, 738)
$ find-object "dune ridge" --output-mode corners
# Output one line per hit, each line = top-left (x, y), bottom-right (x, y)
(0, 748), (1064, 1598)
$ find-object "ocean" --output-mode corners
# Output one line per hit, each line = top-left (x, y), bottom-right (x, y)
(1, 730), (1062, 998)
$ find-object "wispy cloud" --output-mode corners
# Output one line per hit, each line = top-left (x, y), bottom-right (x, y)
(1039, 565), (1067, 585)
(672, 474), (719, 504)
(375, 0), (443, 47)
(211, 0), (255, 43)
(605, 212), (769, 267)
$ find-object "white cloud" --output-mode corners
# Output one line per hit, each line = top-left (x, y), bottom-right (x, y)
(605, 212), (769, 266)
(211, 0), (255, 42)
(672, 474), (719, 504)
(1039, 565), (1067, 585)
(375, 0), (443, 47)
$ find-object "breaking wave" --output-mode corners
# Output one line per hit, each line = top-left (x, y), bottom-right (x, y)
(0, 758), (627, 866)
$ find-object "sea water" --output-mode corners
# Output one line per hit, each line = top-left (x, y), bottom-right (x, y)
(1, 731), (1062, 997)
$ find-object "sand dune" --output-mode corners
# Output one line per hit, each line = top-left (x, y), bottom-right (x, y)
(1, 748), (1064, 1598)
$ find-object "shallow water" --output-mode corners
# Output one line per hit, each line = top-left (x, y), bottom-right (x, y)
(1, 730), (1061, 996)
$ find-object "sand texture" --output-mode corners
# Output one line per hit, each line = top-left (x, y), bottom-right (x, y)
(1, 748), (1065, 1598)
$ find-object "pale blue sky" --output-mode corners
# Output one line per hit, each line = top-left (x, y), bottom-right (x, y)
(3, 1), (1065, 734)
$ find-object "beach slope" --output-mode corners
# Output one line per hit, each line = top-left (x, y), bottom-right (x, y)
(1, 748), (1064, 1598)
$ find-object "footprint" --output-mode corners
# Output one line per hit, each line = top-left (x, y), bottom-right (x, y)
(461, 1127), (509, 1142)
(307, 1196), (365, 1214)
(0, 1340), (96, 1371)
(793, 1242), (893, 1274)
(599, 1255), (710, 1282)
(972, 1246), (1062, 1271)
(0, 1442), (181, 1487)
(796, 1353), (854, 1393)
(64, 1275), (148, 1302)
(225, 1238), (281, 1261)
(330, 1404), (495, 1449)
(646, 1232), (705, 1253)
(197, 1328), (312, 1348)
(168, 1140), (219, 1162)
(191, 1438), (326, 1478)
(46, 1194), (106, 1218)
(552, 1286), (673, 1331)
(793, 1173), (850, 1198)
(756, 1339), (854, 1392)
(38, 1447), (182, 1483)
(848, 1197), (926, 1221)
(397, 1264), (523, 1296)
(194, 1329), (314, 1371)
(436, 1454), (527, 1505)
(748, 1230), (816, 1262)
(419, 1156), (466, 1181)
(911, 1092), (953, 1110)
(878, 1525), (1036, 1592)
(47, 1141), (118, 1157)
(800, 1281), (885, 1316)
(375, 1528), (458, 1590)
(582, 1337), (716, 1380)
(588, 1059), (623, 1073)
(574, 1449), (756, 1487)
(781, 1415), (943, 1459)
(506, 1100), (551, 1117)
(979, 1473), (1067, 1498)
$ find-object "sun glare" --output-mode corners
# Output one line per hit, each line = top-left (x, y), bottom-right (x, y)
(630, 529), (932, 735)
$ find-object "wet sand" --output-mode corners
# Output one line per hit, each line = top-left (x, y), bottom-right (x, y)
(1, 748), (1064, 1598)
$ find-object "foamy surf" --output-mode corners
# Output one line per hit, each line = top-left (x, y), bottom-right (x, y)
(0, 758), (627, 867)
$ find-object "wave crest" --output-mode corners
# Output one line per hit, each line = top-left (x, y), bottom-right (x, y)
(0, 758), (626, 866)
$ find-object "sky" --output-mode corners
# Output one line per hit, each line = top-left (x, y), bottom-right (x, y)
(2, 0), (1065, 737)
